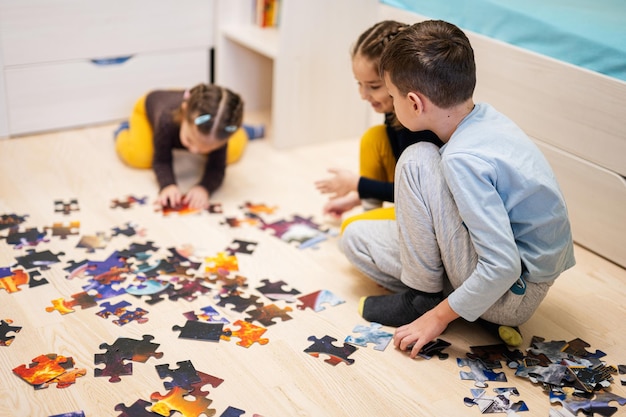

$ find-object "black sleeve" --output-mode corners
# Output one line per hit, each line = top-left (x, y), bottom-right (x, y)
(358, 177), (394, 202)
(197, 144), (227, 194)
(152, 119), (179, 191)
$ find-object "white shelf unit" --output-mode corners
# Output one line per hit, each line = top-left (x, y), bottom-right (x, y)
(0, 0), (215, 138)
(215, 0), (379, 148)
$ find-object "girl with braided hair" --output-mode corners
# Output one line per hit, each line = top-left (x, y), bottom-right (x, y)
(315, 20), (443, 231)
(115, 83), (246, 209)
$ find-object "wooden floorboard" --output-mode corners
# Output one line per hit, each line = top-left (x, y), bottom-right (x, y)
(1, 123), (625, 416)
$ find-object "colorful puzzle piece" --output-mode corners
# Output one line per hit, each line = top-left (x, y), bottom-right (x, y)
(0, 213), (28, 230)
(156, 360), (202, 391)
(183, 305), (230, 324)
(304, 335), (357, 366)
(76, 232), (110, 252)
(45, 221), (80, 239)
(296, 289), (345, 312)
(111, 195), (148, 209)
(222, 320), (269, 348)
(150, 386), (216, 417)
(457, 358), (508, 387)
(255, 279), (300, 302)
(2, 226), (49, 248)
(14, 249), (65, 270)
(550, 387), (626, 416)
(217, 291), (264, 312)
(115, 399), (161, 417)
(95, 335), (163, 383)
(463, 387), (529, 413)
(13, 353), (85, 389)
(245, 304), (293, 326)
(345, 323), (393, 351)
(204, 252), (239, 274)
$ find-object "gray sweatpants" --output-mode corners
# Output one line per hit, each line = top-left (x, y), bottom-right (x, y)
(340, 142), (552, 326)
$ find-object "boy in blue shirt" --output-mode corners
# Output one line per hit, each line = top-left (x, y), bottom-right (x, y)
(340, 20), (575, 358)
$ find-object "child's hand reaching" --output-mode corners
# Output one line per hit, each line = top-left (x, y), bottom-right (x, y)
(157, 184), (183, 208)
(183, 185), (210, 210)
(315, 168), (359, 198)
(323, 192), (361, 217)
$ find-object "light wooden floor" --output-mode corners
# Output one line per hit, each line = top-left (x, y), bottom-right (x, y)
(1, 122), (625, 417)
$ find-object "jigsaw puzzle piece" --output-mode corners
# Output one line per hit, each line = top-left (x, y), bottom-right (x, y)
(255, 279), (300, 302)
(49, 412), (86, 417)
(0, 318), (21, 346)
(457, 358), (508, 388)
(463, 387), (529, 413)
(222, 320), (269, 348)
(150, 386), (216, 417)
(115, 399), (161, 417)
(345, 323), (393, 351)
(217, 291), (264, 312)
(0, 268), (29, 293)
(54, 199), (79, 215)
(14, 249), (65, 270)
(183, 305), (229, 324)
(95, 335), (163, 382)
(204, 252), (239, 274)
(110, 195), (148, 209)
(225, 239), (258, 255)
(296, 289), (345, 312)
(189, 370), (224, 398)
(45, 221), (80, 239)
(418, 338), (452, 360)
(76, 232), (110, 252)
(2, 226), (49, 248)
(304, 335), (357, 366)
(13, 353), (70, 386)
(173, 321), (229, 342)
(467, 343), (525, 368)
(156, 360), (202, 391)
(0, 213), (28, 230)
(245, 304), (293, 326)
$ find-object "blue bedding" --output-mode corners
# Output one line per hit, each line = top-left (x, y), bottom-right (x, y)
(381, 0), (626, 82)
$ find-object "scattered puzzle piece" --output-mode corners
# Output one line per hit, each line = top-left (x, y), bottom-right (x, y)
(304, 335), (357, 366)
(217, 291), (263, 313)
(111, 195), (148, 209)
(222, 320), (269, 348)
(76, 232), (110, 252)
(156, 360), (202, 391)
(225, 239), (258, 255)
(95, 335), (163, 383)
(345, 322), (393, 351)
(54, 199), (79, 215)
(115, 399), (160, 417)
(297, 289), (345, 312)
(457, 358), (508, 388)
(183, 305), (230, 324)
(0, 318), (21, 346)
(245, 304), (293, 326)
(13, 353), (85, 389)
(45, 221), (80, 239)
(173, 320), (229, 342)
(150, 386), (216, 417)
(0, 213), (28, 230)
(1, 226), (49, 249)
(464, 387), (529, 413)
(255, 279), (300, 302)
(205, 252), (239, 274)
(418, 339), (452, 360)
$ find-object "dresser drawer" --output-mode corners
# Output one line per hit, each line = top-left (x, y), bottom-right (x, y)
(0, 0), (213, 66)
(4, 49), (209, 135)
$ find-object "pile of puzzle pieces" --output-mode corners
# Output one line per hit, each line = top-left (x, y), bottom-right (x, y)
(458, 337), (626, 415)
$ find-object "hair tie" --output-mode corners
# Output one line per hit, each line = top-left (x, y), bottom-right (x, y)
(224, 125), (237, 133)
(194, 114), (212, 125)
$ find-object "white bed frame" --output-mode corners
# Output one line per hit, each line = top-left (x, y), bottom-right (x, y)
(381, 5), (626, 268)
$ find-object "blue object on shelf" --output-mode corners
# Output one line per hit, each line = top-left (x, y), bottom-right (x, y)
(90, 56), (134, 66)
(243, 124), (265, 140)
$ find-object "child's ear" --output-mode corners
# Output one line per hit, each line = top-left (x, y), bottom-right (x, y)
(407, 92), (423, 113)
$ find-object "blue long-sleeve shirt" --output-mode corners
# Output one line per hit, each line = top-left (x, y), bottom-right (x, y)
(443, 103), (575, 321)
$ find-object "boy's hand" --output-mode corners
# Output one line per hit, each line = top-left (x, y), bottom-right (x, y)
(393, 299), (459, 359)
(157, 184), (183, 208)
(323, 192), (361, 217)
(315, 168), (359, 198)
(183, 185), (210, 210)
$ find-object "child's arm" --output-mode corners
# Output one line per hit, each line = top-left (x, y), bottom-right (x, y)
(196, 145), (227, 196)
(315, 168), (359, 198)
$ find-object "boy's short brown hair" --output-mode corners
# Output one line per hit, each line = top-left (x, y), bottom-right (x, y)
(379, 20), (476, 109)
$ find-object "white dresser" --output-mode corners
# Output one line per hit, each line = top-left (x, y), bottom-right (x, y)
(0, 0), (214, 137)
